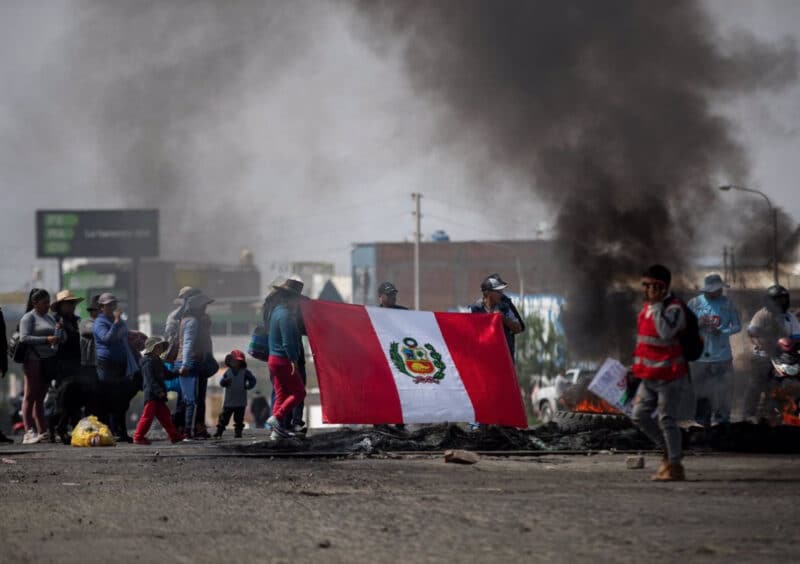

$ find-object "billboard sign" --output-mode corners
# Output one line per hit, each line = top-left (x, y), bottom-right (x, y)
(36, 209), (159, 258)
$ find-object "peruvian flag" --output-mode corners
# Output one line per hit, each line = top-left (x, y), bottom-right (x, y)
(301, 300), (527, 427)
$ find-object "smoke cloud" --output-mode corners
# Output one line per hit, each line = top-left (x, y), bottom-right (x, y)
(357, 0), (798, 358)
(2, 1), (548, 292)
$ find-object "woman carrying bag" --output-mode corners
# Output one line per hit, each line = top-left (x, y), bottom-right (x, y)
(19, 289), (65, 444)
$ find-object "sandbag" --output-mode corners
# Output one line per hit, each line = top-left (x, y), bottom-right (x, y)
(71, 415), (115, 447)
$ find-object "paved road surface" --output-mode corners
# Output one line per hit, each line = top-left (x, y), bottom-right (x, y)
(0, 436), (797, 563)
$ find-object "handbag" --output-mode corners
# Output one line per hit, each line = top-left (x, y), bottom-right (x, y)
(247, 323), (269, 362)
(124, 339), (140, 378)
(8, 328), (28, 364)
(199, 353), (219, 378)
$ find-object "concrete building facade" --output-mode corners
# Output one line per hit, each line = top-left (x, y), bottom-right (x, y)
(352, 240), (569, 311)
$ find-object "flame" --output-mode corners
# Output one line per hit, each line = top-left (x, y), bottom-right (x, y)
(572, 397), (621, 415)
(773, 389), (800, 427)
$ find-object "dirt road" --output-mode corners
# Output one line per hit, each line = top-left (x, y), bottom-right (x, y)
(1, 438), (797, 564)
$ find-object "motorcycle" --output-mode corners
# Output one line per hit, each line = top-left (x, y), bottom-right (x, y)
(769, 337), (800, 425)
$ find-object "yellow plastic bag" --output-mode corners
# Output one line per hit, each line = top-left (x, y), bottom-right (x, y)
(71, 415), (116, 447)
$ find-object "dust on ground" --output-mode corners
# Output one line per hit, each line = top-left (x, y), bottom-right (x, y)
(0, 430), (798, 564)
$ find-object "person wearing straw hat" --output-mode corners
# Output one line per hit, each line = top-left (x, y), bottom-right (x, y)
(132, 336), (182, 445)
(687, 274), (741, 426)
(51, 290), (84, 384)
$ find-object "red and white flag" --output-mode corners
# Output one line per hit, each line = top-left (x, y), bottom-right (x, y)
(301, 300), (527, 427)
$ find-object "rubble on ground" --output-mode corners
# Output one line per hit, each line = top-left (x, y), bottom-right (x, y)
(218, 419), (800, 455)
(223, 422), (654, 455)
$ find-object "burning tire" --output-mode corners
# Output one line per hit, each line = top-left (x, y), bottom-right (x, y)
(551, 410), (632, 433)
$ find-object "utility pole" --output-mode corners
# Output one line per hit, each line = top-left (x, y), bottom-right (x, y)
(772, 207), (779, 286)
(412, 192), (422, 310)
(723, 247), (729, 283)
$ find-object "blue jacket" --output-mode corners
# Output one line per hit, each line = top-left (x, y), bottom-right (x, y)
(687, 294), (741, 363)
(93, 313), (128, 363)
(179, 315), (213, 371)
(268, 304), (300, 361)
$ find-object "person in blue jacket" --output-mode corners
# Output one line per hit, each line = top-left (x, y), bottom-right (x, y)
(687, 274), (741, 426)
(176, 292), (215, 439)
(93, 293), (131, 441)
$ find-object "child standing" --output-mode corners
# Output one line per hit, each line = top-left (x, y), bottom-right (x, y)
(133, 337), (182, 445)
(214, 350), (256, 439)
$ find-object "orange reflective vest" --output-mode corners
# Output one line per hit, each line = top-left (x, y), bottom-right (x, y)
(632, 300), (687, 381)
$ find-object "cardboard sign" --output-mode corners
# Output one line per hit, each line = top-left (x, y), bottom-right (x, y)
(588, 358), (634, 416)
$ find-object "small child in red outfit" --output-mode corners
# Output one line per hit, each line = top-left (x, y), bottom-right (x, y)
(133, 337), (182, 445)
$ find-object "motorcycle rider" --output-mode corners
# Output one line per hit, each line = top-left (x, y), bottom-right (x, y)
(744, 285), (800, 421)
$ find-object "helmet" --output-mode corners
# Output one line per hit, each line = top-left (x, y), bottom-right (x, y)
(767, 285), (789, 299)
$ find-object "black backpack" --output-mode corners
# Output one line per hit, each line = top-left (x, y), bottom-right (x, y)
(665, 296), (704, 362)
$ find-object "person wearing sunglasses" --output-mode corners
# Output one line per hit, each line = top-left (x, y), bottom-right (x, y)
(631, 264), (688, 482)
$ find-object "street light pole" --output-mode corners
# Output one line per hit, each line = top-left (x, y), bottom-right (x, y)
(718, 184), (779, 285)
(412, 192), (422, 310)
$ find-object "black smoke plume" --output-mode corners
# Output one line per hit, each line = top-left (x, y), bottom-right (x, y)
(358, 0), (797, 359)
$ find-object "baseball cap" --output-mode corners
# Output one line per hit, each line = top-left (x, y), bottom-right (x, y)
(378, 282), (398, 296)
(480, 275), (509, 292)
(97, 293), (118, 305)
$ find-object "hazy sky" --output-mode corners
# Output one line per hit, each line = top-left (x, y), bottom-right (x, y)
(707, 0), (800, 220)
(0, 1), (798, 294)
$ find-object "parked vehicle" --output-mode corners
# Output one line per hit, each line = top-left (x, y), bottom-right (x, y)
(531, 368), (597, 423)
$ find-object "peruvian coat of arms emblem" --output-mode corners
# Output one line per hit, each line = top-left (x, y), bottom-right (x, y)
(389, 338), (446, 384)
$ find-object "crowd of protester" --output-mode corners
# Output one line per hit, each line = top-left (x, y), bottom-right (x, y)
(2, 264), (798, 481)
(0, 271), (526, 445)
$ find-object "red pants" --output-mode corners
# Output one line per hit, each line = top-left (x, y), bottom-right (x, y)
(134, 401), (180, 442)
(269, 355), (306, 421)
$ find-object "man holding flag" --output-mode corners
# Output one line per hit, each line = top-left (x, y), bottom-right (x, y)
(469, 274), (525, 363)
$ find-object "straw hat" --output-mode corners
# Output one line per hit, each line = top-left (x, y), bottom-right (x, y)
(144, 336), (169, 355)
(51, 290), (84, 310)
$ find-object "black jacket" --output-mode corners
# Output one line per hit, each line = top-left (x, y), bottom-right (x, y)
(55, 313), (82, 362)
(0, 308), (7, 376)
(141, 354), (173, 403)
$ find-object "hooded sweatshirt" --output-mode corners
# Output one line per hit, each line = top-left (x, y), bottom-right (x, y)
(220, 367), (257, 408)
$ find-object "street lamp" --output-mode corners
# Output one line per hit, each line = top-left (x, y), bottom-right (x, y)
(718, 184), (779, 285)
